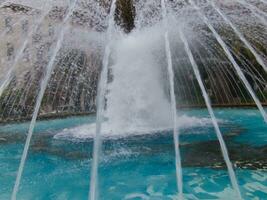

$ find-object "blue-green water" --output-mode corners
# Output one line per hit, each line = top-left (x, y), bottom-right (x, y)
(0, 109), (267, 199)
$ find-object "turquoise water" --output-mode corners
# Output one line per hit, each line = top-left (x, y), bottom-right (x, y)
(0, 108), (267, 199)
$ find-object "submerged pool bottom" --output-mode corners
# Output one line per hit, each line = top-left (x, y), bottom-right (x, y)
(0, 109), (267, 199)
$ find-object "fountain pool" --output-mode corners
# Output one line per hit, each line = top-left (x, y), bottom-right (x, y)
(0, 0), (267, 199)
(1, 108), (267, 199)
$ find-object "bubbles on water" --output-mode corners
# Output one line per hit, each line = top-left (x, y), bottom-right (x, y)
(54, 114), (216, 140)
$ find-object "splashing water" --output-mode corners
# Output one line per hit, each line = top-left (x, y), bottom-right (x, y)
(105, 26), (172, 134)
(11, 1), (78, 199)
(0, 1), (52, 98)
(89, 0), (117, 199)
(161, 0), (183, 198)
(237, 0), (267, 27)
(188, 0), (267, 123)
(210, 1), (267, 73)
(179, 28), (242, 199)
(0, 0), (266, 199)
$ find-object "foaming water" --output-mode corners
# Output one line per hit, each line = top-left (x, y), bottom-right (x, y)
(104, 25), (172, 134)
(54, 115), (215, 140)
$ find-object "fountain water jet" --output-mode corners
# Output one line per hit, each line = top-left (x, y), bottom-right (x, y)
(240, 0), (267, 18)
(0, 1), (52, 98)
(0, 12), (32, 38)
(210, 1), (267, 73)
(188, 0), (267, 123)
(161, 0), (183, 199)
(179, 29), (242, 199)
(11, 1), (78, 199)
(89, 0), (117, 199)
(0, 0), (265, 199)
(237, 0), (267, 27)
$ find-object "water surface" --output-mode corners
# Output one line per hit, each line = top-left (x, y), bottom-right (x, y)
(0, 108), (267, 199)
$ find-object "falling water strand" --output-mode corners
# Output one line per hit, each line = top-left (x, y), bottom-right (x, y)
(237, 0), (267, 27)
(179, 29), (242, 200)
(89, 1), (117, 200)
(161, 0), (183, 199)
(188, 0), (267, 123)
(0, 1), (52, 98)
(0, 74), (11, 98)
(239, 0), (267, 18)
(0, 15), (30, 38)
(11, 1), (78, 199)
(210, 1), (267, 73)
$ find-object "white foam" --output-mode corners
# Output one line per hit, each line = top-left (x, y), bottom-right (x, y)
(124, 193), (150, 200)
(54, 115), (216, 140)
(104, 25), (172, 135)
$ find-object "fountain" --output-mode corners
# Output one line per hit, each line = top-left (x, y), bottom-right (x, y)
(179, 28), (241, 199)
(0, 0), (51, 98)
(11, 0), (78, 199)
(89, 0), (117, 199)
(0, 0), (266, 199)
(161, 0), (183, 198)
